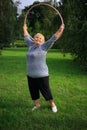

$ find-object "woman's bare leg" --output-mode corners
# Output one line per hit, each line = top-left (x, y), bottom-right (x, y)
(49, 100), (56, 107)
(34, 99), (40, 107)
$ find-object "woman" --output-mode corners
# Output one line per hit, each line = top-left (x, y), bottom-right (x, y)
(23, 23), (65, 113)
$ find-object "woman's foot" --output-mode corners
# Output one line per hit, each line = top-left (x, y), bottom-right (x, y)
(49, 100), (57, 113)
(32, 99), (40, 111)
(51, 105), (57, 113)
(32, 105), (40, 111)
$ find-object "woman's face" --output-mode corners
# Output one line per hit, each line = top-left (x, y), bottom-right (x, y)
(34, 34), (45, 45)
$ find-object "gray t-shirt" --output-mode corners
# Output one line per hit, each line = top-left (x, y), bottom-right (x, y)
(24, 35), (57, 78)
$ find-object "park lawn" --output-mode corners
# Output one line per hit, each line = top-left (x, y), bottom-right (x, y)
(0, 48), (87, 130)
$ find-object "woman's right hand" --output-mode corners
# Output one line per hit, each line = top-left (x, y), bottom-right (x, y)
(54, 23), (65, 39)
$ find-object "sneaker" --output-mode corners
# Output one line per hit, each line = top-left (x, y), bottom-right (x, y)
(32, 106), (38, 111)
(32, 106), (40, 111)
(51, 106), (57, 113)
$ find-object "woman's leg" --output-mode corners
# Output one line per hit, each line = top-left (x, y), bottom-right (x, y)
(49, 100), (56, 107)
(39, 76), (53, 100)
(27, 76), (40, 108)
(39, 76), (57, 112)
(34, 99), (40, 107)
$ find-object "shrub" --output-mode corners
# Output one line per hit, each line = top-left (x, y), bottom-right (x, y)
(14, 40), (27, 47)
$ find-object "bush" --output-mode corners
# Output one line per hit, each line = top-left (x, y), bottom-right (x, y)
(14, 40), (27, 47)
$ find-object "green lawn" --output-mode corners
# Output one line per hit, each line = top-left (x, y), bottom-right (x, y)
(0, 48), (87, 130)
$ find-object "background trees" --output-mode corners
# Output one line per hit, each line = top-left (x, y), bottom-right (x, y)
(0, 0), (18, 49)
(46, 0), (87, 63)
(23, 1), (60, 40)
(62, 0), (87, 63)
(0, 0), (87, 64)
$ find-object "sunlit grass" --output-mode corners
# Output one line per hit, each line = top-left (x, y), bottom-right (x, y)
(0, 48), (87, 130)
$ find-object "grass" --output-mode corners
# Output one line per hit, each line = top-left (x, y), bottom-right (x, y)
(0, 48), (87, 130)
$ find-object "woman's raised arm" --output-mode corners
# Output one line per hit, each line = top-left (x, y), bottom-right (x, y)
(23, 24), (29, 36)
(54, 23), (65, 39)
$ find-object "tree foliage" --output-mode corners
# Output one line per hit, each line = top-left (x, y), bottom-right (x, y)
(0, 0), (86, 64)
(23, 1), (60, 40)
(62, 0), (87, 63)
(20, 0), (87, 64)
(0, 0), (17, 49)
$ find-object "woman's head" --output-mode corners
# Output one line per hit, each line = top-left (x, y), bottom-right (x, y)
(34, 33), (45, 45)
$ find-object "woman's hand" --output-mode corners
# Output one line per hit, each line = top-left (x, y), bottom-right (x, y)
(54, 23), (65, 39)
(23, 24), (29, 36)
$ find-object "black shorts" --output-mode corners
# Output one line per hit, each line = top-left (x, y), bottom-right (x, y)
(27, 76), (53, 101)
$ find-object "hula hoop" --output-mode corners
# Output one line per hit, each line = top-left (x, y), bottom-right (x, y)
(24, 2), (64, 40)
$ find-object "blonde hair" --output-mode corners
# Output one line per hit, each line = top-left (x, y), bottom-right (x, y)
(34, 33), (45, 42)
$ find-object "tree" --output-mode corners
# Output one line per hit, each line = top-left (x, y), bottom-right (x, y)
(45, 0), (87, 64)
(0, 0), (17, 49)
(62, 0), (87, 63)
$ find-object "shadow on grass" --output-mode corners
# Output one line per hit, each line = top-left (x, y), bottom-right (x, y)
(47, 58), (87, 76)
